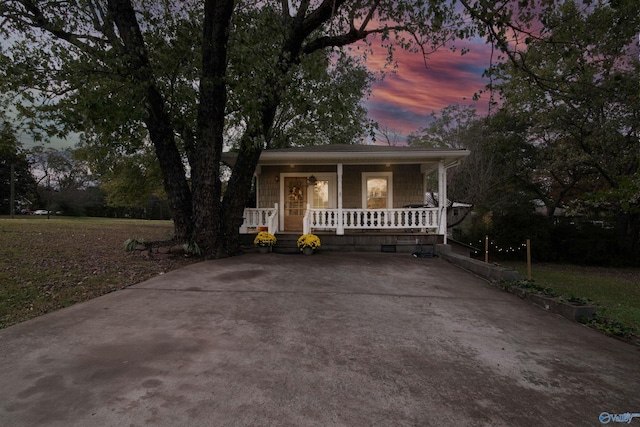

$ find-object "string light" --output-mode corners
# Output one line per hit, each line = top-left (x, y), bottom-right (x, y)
(471, 239), (528, 256)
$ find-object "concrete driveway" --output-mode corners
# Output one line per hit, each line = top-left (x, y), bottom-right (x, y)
(0, 252), (638, 426)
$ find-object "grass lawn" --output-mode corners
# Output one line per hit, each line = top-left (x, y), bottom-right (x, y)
(0, 216), (197, 329)
(503, 261), (640, 337)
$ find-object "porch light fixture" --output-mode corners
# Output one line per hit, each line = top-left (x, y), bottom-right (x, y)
(307, 175), (317, 185)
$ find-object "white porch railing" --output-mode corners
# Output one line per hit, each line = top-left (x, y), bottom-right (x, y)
(238, 205), (439, 235)
(303, 207), (439, 234)
(239, 203), (278, 234)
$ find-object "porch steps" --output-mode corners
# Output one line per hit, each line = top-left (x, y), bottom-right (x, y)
(239, 234), (300, 254)
(271, 235), (301, 254)
(240, 233), (443, 254)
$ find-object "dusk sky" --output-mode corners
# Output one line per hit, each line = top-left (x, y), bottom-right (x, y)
(17, 36), (495, 150)
(364, 38), (495, 144)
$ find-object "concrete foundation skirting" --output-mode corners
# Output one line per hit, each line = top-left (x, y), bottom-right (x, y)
(436, 244), (520, 282)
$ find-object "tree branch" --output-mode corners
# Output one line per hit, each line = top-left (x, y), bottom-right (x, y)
(303, 23), (413, 55)
(295, 0), (311, 19)
(10, 0), (107, 54)
(358, 0), (380, 32)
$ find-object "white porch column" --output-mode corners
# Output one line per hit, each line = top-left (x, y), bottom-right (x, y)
(420, 164), (429, 233)
(303, 203), (311, 234)
(337, 163), (344, 235)
(438, 160), (448, 243)
(254, 165), (261, 208)
(270, 203), (279, 234)
(422, 169), (427, 204)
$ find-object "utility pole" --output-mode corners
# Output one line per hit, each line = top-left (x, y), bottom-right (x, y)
(10, 163), (15, 219)
(47, 175), (51, 219)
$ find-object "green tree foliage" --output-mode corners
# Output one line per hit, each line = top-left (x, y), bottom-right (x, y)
(437, 1), (640, 264)
(0, 122), (36, 214)
(27, 146), (104, 215)
(0, 0), (553, 256)
(29, 146), (83, 190)
(492, 0), (640, 251)
(225, 6), (377, 149)
(97, 146), (166, 209)
(408, 104), (479, 149)
(408, 105), (532, 217)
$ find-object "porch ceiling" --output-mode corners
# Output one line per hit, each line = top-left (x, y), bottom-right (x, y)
(222, 144), (470, 168)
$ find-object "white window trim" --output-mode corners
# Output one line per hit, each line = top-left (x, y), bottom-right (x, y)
(362, 171), (393, 209)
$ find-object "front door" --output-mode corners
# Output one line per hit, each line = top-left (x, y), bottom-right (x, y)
(284, 177), (307, 231)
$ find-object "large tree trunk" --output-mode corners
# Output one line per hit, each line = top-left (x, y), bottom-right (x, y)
(144, 91), (194, 241)
(219, 96), (280, 255)
(220, 139), (262, 255)
(191, 0), (235, 256)
(630, 212), (639, 253)
(110, 0), (365, 257)
(108, 0), (193, 241)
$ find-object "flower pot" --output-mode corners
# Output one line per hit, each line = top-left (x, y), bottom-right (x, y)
(258, 246), (271, 254)
(302, 247), (314, 256)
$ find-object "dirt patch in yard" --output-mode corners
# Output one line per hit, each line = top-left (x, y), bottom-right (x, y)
(0, 217), (199, 328)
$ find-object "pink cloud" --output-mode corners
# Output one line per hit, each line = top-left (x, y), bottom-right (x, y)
(362, 40), (494, 139)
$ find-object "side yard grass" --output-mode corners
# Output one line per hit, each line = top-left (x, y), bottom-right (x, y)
(503, 261), (640, 339)
(0, 217), (197, 329)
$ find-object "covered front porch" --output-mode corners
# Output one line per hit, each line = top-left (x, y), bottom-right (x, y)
(226, 144), (470, 245)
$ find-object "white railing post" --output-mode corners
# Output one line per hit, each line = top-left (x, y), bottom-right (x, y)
(267, 203), (278, 234)
(303, 204), (311, 234)
(337, 163), (344, 235)
(438, 160), (448, 241)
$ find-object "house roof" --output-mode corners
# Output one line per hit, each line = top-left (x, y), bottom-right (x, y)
(222, 144), (470, 169)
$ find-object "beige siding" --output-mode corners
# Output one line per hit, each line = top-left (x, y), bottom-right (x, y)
(392, 164), (423, 207)
(257, 167), (280, 208)
(258, 164), (424, 208)
(342, 166), (363, 208)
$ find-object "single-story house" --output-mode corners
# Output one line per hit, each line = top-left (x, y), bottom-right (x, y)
(222, 144), (470, 247)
